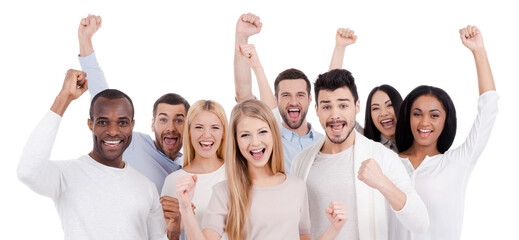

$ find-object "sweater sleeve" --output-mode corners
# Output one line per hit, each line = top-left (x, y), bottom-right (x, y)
(447, 91), (499, 166)
(78, 52), (109, 101)
(17, 111), (64, 200)
(385, 151), (429, 233)
(147, 186), (167, 240)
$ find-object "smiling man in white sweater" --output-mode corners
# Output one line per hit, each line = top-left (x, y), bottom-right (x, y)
(17, 69), (165, 240)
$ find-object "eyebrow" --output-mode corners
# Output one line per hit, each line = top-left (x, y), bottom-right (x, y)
(158, 113), (185, 117)
(412, 108), (441, 112)
(319, 98), (350, 105)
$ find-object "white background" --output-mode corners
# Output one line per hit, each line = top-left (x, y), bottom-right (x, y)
(1, 0), (517, 239)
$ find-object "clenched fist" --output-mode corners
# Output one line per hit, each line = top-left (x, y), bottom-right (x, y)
(335, 28), (357, 48)
(357, 158), (389, 190)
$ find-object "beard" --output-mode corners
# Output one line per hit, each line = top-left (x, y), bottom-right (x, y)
(279, 107), (308, 130)
(325, 119), (355, 144)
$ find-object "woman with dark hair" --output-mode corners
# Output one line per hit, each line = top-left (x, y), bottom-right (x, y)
(390, 26), (498, 240)
(363, 85), (403, 152)
(330, 28), (403, 153)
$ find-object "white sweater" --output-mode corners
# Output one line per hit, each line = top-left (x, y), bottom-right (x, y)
(17, 111), (166, 240)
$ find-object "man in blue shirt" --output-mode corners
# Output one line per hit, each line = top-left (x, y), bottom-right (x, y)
(233, 13), (323, 173)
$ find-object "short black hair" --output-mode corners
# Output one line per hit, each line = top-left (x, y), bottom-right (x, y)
(152, 93), (190, 117)
(314, 69), (358, 105)
(395, 85), (457, 153)
(90, 89), (134, 120)
(364, 84), (403, 142)
(274, 68), (311, 97)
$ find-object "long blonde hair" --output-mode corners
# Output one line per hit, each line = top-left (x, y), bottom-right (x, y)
(182, 100), (228, 167)
(225, 99), (284, 239)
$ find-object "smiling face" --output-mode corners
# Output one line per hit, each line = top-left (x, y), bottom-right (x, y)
(236, 116), (273, 172)
(276, 79), (311, 130)
(88, 97), (135, 167)
(409, 95), (446, 149)
(370, 90), (397, 139)
(316, 87), (360, 146)
(189, 110), (224, 159)
(152, 103), (186, 159)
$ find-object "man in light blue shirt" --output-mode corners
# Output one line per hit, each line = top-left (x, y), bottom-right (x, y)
(78, 15), (186, 193)
(233, 13), (323, 172)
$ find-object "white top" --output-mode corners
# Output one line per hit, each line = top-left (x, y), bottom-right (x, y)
(202, 175), (311, 239)
(307, 147), (359, 239)
(389, 91), (499, 240)
(161, 164), (226, 240)
(291, 131), (429, 240)
(17, 111), (166, 240)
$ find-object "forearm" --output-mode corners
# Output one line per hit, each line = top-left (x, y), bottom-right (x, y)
(252, 65), (277, 109)
(78, 52), (108, 100)
(316, 225), (342, 240)
(329, 45), (346, 70)
(378, 176), (406, 211)
(79, 37), (94, 57)
(234, 36), (254, 102)
(179, 207), (207, 240)
(473, 48), (496, 95)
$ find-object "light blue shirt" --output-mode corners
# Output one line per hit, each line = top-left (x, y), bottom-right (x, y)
(79, 52), (182, 192)
(280, 123), (323, 174)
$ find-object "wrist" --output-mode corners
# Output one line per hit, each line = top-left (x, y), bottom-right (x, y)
(235, 35), (249, 44)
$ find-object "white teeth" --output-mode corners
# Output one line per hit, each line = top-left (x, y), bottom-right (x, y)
(419, 129), (432, 133)
(381, 119), (392, 123)
(251, 149), (263, 153)
(200, 141), (213, 145)
(104, 140), (121, 144)
(288, 109), (300, 112)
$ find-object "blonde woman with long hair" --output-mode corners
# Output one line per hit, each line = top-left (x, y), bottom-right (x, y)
(162, 100), (228, 239)
(176, 99), (347, 240)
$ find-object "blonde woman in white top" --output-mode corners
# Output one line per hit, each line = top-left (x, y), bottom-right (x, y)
(391, 26), (498, 240)
(162, 100), (228, 239)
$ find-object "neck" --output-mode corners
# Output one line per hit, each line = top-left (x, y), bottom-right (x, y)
(321, 130), (356, 154)
(283, 120), (310, 137)
(248, 165), (277, 186)
(382, 133), (395, 140)
(400, 142), (441, 169)
(154, 140), (179, 161)
(88, 152), (125, 168)
(185, 154), (223, 174)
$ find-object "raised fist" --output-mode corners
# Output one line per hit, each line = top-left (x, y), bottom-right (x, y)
(335, 28), (357, 48)
(357, 158), (388, 190)
(175, 175), (198, 211)
(459, 25), (484, 52)
(236, 13), (263, 40)
(325, 201), (348, 231)
(238, 44), (262, 69)
(78, 14), (102, 42)
(60, 69), (88, 100)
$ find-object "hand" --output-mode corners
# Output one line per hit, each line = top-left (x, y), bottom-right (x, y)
(166, 218), (180, 240)
(459, 25), (484, 52)
(59, 69), (88, 100)
(175, 175), (198, 211)
(78, 14), (102, 43)
(357, 158), (388, 190)
(325, 201), (348, 231)
(237, 44), (262, 69)
(160, 196), (180, 220)
(335, 28), (357, 48)
(236, 13), (262, 40)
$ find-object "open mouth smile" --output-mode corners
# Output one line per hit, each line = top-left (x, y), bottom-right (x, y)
(250, 148), (266, 160)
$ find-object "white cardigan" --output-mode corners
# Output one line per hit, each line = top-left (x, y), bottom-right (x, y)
(291, 131), (429, 239)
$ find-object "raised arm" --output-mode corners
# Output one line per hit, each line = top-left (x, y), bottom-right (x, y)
(234, 13), (262, 102)
(176, 175), (221, 240)
(237, 44), (277, 109)
(459, 25), (496, 95)
(329, 28), (357, 70)
(78, 14), (108, 100)
(17, 70), (88, 199)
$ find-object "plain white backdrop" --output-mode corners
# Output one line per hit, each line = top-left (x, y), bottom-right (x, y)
(1, 0), (517, 238)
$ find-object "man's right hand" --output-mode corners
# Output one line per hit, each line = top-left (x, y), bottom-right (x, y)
(235, 13), (262, 42)
(78, 14), (102, 57)
(51, 69), (88, 116)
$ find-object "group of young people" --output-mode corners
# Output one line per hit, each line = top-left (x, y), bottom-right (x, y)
(17, 12), (498, 240)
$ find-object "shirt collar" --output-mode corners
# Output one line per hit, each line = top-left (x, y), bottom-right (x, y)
(280, 122), (316, 141)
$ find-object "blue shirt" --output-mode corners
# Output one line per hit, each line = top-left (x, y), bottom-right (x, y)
(79, 52), (182, 192)
(280, 123), (323, 174)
